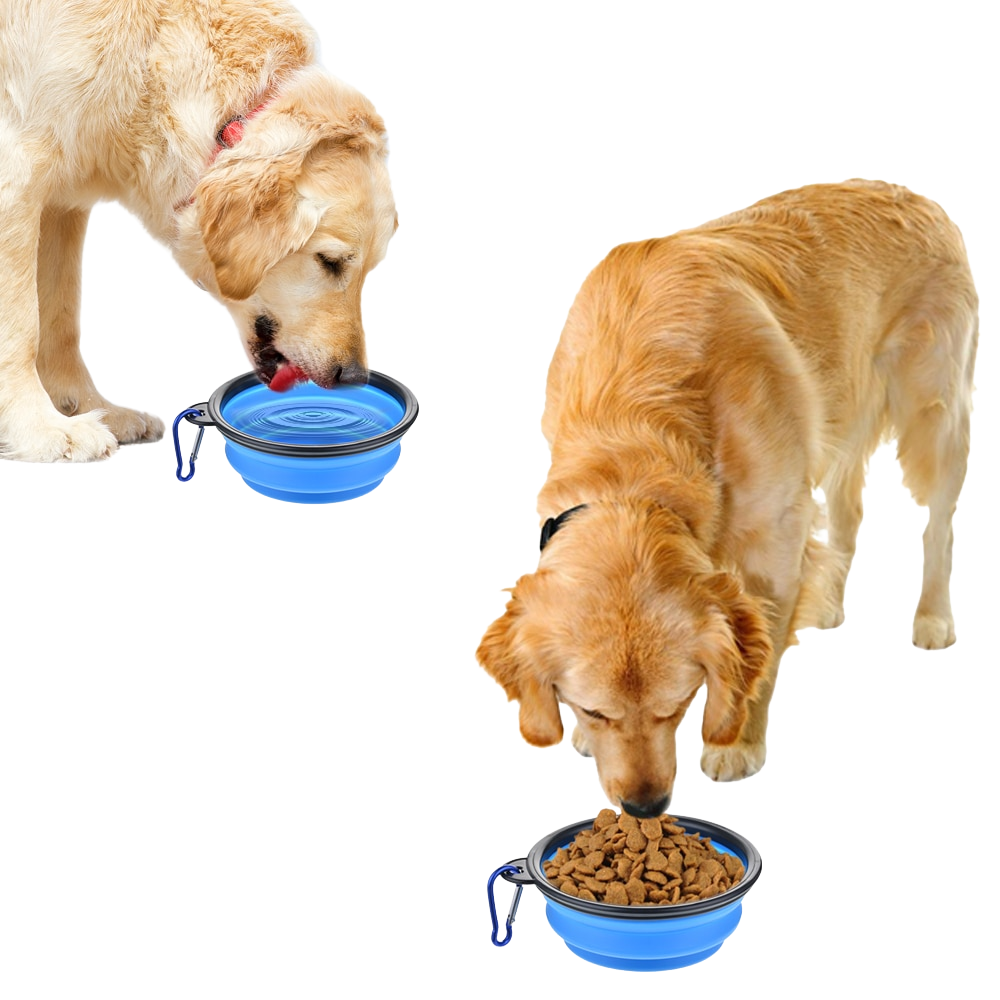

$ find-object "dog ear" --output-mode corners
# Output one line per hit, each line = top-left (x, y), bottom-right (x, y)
(318, 111), (387, 155)
(195, 91), (387, 301)
(476, 582), (564, 747)
(196, 151), (319, 300)
(697, 573), (773, 745)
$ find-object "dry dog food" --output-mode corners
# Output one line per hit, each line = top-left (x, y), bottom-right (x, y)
(542, 810), (745, 906)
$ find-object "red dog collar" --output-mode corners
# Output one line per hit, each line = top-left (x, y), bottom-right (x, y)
(176, 99), (272, 216)
(213, 101), (271, 156)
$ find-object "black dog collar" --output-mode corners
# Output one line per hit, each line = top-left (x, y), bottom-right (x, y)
(539, 503), (589, 551)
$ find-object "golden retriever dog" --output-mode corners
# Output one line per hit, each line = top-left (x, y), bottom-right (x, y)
(0, 0), (395, 462)
(477, 181), (978, 817)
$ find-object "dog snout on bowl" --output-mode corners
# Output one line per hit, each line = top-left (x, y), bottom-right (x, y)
(314, 357), (368, 388)
(247, 312), (367, 388)
(620, 792), (672, 819)
(592, 734), (680, 819)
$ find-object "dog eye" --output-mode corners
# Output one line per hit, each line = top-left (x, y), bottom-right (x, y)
(654, 710), (685, 724)
(581, 707), (608, 721)
(315, 252), (353, 279)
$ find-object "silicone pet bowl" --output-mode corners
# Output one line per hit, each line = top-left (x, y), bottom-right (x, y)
(173, 371), (418, 503)
(488, 815), (762, 971)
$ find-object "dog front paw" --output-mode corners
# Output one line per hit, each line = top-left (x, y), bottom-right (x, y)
(2, 410), (118, 462)
(912, 613), (955, 650)
(53, 393), (164, 446)
(571, 725), (592, 757)
(701, 741), (766, 782)
(101, 405), (164, 445)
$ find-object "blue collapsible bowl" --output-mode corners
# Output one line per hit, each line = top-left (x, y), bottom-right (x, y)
(494, 815), (761, 971)
(175, 371), (418, 503)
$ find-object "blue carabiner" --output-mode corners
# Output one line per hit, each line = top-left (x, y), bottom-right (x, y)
(172, 408), (206, 482)
(487, 865), (523, 947)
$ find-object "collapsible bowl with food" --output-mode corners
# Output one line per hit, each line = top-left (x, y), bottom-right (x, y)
(488, 814), (761, 971)
(172, 371), (418, 503)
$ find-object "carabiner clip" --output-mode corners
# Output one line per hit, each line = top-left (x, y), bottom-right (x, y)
(172, 408), (206, 482)
(487, 864), (523, 947)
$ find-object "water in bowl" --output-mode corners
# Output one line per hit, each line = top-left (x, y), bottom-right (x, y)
(221, 381), (404, 447)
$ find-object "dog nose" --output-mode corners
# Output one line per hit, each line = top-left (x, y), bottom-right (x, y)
(620, 793), (671, 818)
(311, 360), (368, 389)
(336, 360), (368, 385)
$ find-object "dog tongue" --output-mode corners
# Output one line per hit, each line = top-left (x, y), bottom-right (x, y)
(268, 363), (308, 392)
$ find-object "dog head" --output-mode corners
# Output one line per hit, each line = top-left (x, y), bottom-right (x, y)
(176, 69), (396, 388)
(476, 503), (771, 816)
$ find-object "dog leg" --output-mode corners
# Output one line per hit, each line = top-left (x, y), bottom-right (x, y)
(901, 397), (972, 649)
(701, 642), (779, 782)
(886, 307), (977, 649)
(702, 589), (802, 782)
(813, 459), (867, 628)
(35, 207), (164, 446)
(0, 196), (118, 462)
(912, 496), (960, 648)
(702, 495), (809, 782)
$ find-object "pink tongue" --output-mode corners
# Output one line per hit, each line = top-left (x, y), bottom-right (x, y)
(268, 363), (308, 393)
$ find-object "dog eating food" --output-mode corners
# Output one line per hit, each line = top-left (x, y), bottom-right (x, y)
(477, 180), (978, 814)
(0, 0), (396, 461)
(542, 810), (745, 905)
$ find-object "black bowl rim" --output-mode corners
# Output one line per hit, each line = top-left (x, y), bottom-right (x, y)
(524, 814), (762, 920)
(205, 370), (419, 458)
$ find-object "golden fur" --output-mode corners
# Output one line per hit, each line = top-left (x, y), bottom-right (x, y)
(0, 0), (395, 461)
(477, 180), (978, 815)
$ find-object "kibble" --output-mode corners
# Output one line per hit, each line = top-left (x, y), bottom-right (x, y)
(542, 811), (745, 907)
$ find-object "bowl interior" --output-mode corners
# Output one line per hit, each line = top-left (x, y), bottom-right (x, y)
(221, 381), (404, 447)
(528, 814), (762, 920)
(544, 833), (744, 865)
(207, 370), (418, 459)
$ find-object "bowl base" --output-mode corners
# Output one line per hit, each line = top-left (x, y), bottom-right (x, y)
(241, 477), (384, 504)
(564, 939), (724, 971)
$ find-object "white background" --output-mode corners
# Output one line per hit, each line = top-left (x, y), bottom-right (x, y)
(2, 1), (996, 996)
